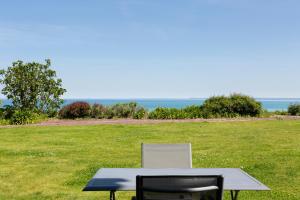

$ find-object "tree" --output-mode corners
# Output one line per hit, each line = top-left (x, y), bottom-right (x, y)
(0, 59), (66, 116)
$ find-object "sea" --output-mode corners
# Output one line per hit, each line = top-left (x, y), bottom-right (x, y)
(1, 98), (300, 111)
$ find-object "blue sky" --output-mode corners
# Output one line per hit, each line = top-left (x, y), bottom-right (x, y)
(0, 0), (299, 98)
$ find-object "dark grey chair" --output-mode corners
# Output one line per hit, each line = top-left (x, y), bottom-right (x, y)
(136, 175), (224, 200)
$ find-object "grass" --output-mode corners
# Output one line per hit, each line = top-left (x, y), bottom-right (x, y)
(0, 120), (299, 200)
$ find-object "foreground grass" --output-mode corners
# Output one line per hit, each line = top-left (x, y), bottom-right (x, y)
(0, 120), (299, 200)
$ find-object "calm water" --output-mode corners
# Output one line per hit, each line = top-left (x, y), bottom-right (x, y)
(2, 98), (300, 111)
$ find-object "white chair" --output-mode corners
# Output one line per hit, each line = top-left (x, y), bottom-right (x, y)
(141, 143), (192, 168)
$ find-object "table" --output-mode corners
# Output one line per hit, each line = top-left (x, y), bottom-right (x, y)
(83, 168), (270, 200)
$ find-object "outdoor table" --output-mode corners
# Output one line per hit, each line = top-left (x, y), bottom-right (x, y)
(83, 168), (270, 200)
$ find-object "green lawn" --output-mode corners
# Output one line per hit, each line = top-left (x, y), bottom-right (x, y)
(0, 120), (299, 200)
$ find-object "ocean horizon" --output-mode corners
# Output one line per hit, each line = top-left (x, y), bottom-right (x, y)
(2, 98), (300, 111)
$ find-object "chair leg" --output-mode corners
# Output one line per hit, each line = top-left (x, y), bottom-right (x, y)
(230, 190), (240, 200)
(110, 191), (116, 200)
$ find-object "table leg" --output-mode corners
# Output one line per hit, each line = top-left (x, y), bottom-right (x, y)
(230, 190), (239, 200)
(110, 191), (116, 200)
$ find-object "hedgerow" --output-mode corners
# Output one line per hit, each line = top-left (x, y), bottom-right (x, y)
(58, 94), (264, 120)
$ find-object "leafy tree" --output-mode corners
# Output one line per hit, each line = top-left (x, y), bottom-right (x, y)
(0, 59), (66, 116)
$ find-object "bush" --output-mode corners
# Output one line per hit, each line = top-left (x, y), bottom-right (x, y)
(56, 96), (263, 120)
(58, 101), (147, 119)
(148, 107), (187, 119)
(133, 107), (147, 119)
(8, 109), (43, 125)
(201, 96), (234, 118)
(229, 94), (262, 117)
(273, 110), (288, 116)
(0, 109), (4, 120)
(148, 108), (168, 119)
(288, 104), (300, 116)
(109, 102), (147, 119)
(182, 105), (203, 118)
(103, 107), (114, 119)
(0, 119), (9, 125)
(90, 104), (107, 119)
(1, 105), (15, 119)
(58, 102), (91, 119)
(110, 102), (137, 118)
(202, 94), (262, 118)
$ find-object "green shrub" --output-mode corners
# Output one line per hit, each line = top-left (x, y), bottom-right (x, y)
(90, 104), (107, 119)
(59, 101), (147, 119)
(229, 94), (262, 117)
(1, 105), (15, 119)
(0, 108), (4, 120)
(182, 105), (203, 118)
(202, 96), (234, 118)
(202, 94), (262, 118)
(133, 107), (147, 119)
(58, 102), (91, 119)
(103, 107), (114, 119)
(148, 107), (187, 119)
(288, 104), (300, 116)
(110, 102), (137, 118)
(273, 110), (288, 115)
(0, 119), (9, 125)
(149, 107), (169, 119)
(56, 96), (263, 120)
(108, 102), (147, 119)
(9, 109), (42, 125)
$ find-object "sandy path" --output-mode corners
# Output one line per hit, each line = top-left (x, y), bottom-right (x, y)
(1, 116), (299, 128)
(32, 116), (300, 126)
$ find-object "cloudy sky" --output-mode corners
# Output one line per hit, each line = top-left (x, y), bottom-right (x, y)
(0, 0), (299, 98)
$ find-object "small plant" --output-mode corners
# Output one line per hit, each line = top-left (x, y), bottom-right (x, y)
(273, 110), (288, 115)
(133, 107), (147, 119)
(148, 107), (187, 119)
(110, 102), (137, 118)
(182, 105), (202, 119)
(103, 106), (114, 119)
(148, 107), (169, 119)
(1, 105), (16, 119)
(58, 102), (91, 119)
(201, 96), (234, 118)
(8, 109), (43, 125)
(90, 104), (107, 119)
(0, 100), (4, 119)
(288, 104), (300, 116)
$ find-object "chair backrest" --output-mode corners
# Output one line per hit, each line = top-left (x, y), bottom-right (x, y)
(136, 175), (224, 200)
(142, 143), (192, 168)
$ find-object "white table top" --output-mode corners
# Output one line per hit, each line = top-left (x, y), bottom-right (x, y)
(83, 168), (270, 191)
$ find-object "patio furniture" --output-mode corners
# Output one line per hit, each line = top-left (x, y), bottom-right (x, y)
(136, 175), (224, 200)
(142, 143), (192, 168)
(83, 168), (270, 200)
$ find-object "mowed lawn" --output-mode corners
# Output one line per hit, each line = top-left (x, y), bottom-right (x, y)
(0, 120), (299, 200)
